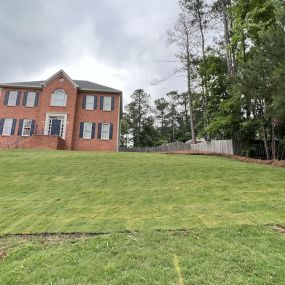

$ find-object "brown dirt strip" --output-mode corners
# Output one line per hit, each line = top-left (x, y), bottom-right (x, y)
(164, 150), (285, 168)
(272, 224), (285, 234)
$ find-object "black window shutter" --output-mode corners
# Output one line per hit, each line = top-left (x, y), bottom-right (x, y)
(0, 119), (4, 135)
(94, 96), (97, 110)
(16, 91), (21, 106)
(18, 119), (24, 136)
(100, 96), (104, 110)
(82, 95), (86, 109)
(109, 123), (113, 139)
(79, 122), (84, 138)
(11, 119), (17, 135)
(97, 123), (102, 139)
(4, 91), (9, 105)
(111, 96), (115, 111)
(91, 123), (96, 139)
(34, 92), (40, 106)
(30, 120), (35, 135)
(23, 92), (28, 106)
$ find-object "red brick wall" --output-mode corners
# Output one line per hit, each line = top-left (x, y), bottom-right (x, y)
(72, 92), (120, 151)
(37, 77), (78, 150)
(18, 135), (65, 150)
(0, 76), (121, 151)
(0, 87), (41, 148)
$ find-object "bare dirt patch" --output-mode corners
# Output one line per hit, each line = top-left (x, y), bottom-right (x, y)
(165, 150), (285, 168)
(272, 224), (285, 234)
(0, 250), (7, 261)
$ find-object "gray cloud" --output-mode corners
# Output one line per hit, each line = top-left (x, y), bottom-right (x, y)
(0, 0), (185, 105)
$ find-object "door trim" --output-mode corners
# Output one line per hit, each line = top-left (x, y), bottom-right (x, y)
(44, 113), (67, 139)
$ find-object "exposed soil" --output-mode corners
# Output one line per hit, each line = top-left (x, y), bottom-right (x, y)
(272, 224), (285, 234)
(165, 150), (285, 168)
(0, 250), (7, 261)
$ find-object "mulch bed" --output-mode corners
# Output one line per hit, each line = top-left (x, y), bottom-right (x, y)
(165, 150), (285, 168)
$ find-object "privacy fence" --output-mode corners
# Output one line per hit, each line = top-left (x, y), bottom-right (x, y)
(120, 139), (285, 160)
(120, 140), (234, 155)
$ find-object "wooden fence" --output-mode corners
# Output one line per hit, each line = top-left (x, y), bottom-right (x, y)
(120, 140), (234, 155)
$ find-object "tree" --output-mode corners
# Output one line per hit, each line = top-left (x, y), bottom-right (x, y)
(167, 12), (197, 143)
(124, 89), (154, 147)
(181, 0), (210, 137)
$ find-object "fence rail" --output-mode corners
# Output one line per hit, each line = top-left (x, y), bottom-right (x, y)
(120, 140), (234, 155)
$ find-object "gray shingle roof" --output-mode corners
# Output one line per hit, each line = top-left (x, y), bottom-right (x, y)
(0, 80), (121, 93)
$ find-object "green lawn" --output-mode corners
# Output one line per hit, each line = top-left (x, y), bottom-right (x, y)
(0, 150), (284, 284)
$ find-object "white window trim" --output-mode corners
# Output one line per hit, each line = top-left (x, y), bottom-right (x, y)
(85, 96), (94, 111)
(44, 113), (67, 139)
(2, 119), (13, 136)
(8, 91), (18, 106)
(21, 119), (33, 137)
(26, 92), (36, 108)
(50, 89), (67, 107)
(83, 122), (92, 140)
(103, 96), (112, 111)
(101, 123), (110, 140)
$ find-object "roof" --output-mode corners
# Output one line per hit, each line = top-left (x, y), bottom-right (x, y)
(0, 70), (121, 93)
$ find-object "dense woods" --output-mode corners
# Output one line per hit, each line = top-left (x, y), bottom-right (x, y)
(122, 0), (285, 160)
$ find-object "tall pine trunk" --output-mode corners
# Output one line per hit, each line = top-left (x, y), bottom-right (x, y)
(186, 31), (197, 144)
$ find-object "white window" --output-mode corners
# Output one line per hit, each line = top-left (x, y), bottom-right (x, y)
(8, 91), (18, 106)
(103, 96), (112, 111)
(2, 119), (13, 136)
(86, 96), (94, 110)
(101, 123), (110, 140)
(22, 119), (32, 136)
(26, 92), (36, 107)
(83, 122), (92, 139)
(50, 89), (67, 107)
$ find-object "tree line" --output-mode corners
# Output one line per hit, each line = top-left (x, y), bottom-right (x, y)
(121, 0), (285, 160)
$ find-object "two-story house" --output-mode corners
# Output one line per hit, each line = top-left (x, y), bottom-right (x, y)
(0, 70), (122, 151)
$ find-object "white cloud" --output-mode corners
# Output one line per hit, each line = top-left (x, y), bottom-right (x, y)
(0, 0), (185, 107)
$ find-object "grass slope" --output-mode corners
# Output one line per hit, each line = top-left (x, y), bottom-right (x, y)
(0, 150), (284, 284)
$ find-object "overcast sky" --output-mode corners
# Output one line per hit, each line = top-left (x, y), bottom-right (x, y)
(0, 0), (186, 106)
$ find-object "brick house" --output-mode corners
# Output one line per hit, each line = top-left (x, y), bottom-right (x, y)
(0, 70), (122, 151)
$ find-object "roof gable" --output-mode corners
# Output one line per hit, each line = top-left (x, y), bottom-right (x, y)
(43, 70), (78, 88)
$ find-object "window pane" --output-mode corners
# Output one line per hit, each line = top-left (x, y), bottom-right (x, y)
(51, 89), (66, 106)
(86, 96), (94, 110)
(22, 119), (32, 136)
(26, 92), (36, 107)
(83, 122), (92, 139)
(3, 119), (13, 135)
(8, 91), (17, 106)
(101, 123), (110, 139)
(103, 97), (111, 111)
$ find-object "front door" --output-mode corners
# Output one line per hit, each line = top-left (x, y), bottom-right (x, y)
(50, 119), (62, 136)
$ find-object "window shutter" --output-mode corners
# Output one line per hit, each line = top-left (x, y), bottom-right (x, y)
(79, 122), (84, 138)
(18, 119), (24, 136)
(0, 119), (4, 135)
(23, 92), (28, 106)
(100, 96), (104, 110)
(91, 123), (96, 139)
(97, 123), (102, 139)
(34, 92), (39, 106)
(11, 119), (17, 135)
(109, 123), (113, 139)
(30, 120), (35, 135)
(82, 95), (86, 109)
(16, 91), (21, 106)
(94, 96), (97, 110)
(4, 91), (9, 105)
(111, 96), (115, 111)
